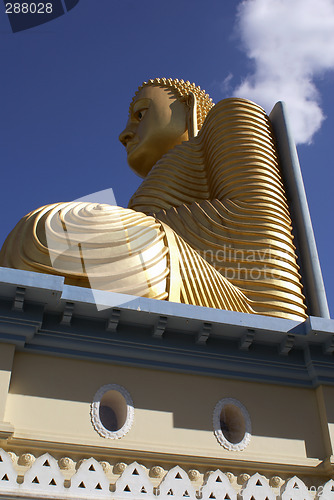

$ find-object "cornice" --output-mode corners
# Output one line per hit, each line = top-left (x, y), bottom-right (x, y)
(0, 267), (333, 388)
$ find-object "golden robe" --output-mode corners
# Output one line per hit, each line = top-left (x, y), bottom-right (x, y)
(0, 98), (307, 320)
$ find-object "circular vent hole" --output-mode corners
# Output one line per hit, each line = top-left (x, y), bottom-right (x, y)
(213, 398), (251, 451)
(99, 390), (128, 432)
(220, 403), (246, 444)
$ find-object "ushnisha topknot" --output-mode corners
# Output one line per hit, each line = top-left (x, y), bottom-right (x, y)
(130, 78), (214, 131)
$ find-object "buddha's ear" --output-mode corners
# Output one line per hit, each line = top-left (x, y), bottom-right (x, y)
(184, 92), (198, 138)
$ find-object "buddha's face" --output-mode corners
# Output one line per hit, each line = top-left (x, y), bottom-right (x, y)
(119, 85), (189, 177)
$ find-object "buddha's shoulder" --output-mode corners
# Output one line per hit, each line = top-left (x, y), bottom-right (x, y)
(198, 97), (272, 140)
(202, 97), (268, 125)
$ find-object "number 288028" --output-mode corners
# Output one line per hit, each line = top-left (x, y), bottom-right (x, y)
(5, 3), (53, 14)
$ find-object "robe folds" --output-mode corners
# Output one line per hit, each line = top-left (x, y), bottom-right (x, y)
(0, 98), (307, 320)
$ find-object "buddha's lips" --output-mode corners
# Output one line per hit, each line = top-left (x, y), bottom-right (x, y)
(126, 141), (139, 154)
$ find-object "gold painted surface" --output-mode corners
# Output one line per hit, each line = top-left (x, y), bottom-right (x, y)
(0, 202), (169, 300)
(0, 78), (306, 320)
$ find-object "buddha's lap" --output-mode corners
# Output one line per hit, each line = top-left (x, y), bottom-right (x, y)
(0, 201), (253, 312)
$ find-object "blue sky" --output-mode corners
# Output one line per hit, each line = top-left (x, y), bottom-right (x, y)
(0, 0), (333, 317)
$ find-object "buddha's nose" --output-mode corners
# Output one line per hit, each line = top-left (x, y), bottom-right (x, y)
(119, 127), (135, 147)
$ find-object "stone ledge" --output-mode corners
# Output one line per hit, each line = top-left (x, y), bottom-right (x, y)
(0, 422), (14, 440)
(0, 267), (333, 388)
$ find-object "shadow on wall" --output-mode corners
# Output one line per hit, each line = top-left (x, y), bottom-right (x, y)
(8, 350), (329, 459)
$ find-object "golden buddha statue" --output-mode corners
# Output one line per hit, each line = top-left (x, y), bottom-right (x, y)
(0, 78), (307, 320)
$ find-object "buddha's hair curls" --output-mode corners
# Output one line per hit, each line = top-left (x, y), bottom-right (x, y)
(130, 78), (214, 131)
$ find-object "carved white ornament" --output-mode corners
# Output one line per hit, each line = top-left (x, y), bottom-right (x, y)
(226, 472), (235, 483)
(90, 384), (134, 439)
(157, 465), (196, 500)
(188, 469), (200, 481)
(318, 479), (334, 499)
(21, 453), (66, 496)
(7, 451), (17, 464)
(0, 448), (18, 491)
(114, 461), (154, 499)
(238, 473), (250, 485)
(18, 453), (35, 467)
(58, 456), (74, 470)
(200, 470), (237, 500)
(280, 476), (311, 500)
(114, 462), (128, 474)
(69, 457), (110, 498)
(99, 461), (111, 473)
(213, 397), (251, 451)
(270, 475), (283, 488)
(0, 451), (333, 500)
(239, 472), (275, 500)
(150, 465), (164, 478)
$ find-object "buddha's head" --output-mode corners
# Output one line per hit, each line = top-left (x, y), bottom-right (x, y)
(119, 78), (214, 177)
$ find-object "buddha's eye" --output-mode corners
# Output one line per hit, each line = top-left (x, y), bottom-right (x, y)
(135, 109), (146, 121)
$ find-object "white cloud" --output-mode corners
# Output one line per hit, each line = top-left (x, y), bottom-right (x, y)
(220, 73), (234, 94)
(231, 0), (334, 144)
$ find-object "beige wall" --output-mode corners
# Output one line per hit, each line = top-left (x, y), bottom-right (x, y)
(4, 351), (327, 468)
(0, 343), (15, 422)
(318, 386), (334, 460)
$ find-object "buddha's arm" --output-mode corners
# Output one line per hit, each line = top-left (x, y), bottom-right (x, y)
(0, 200), (254, 314)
